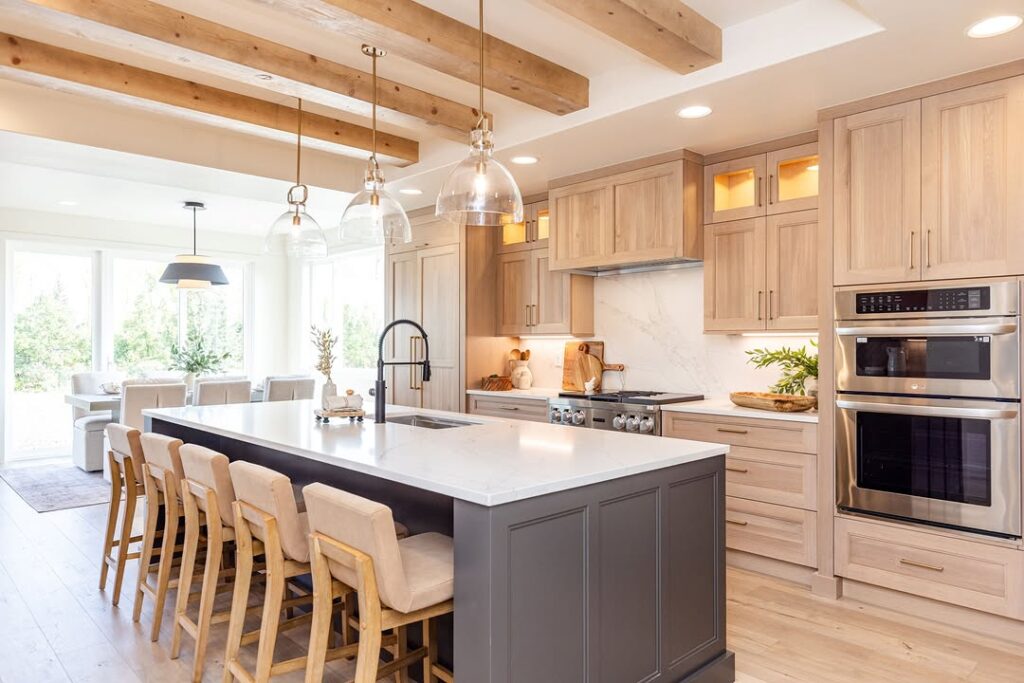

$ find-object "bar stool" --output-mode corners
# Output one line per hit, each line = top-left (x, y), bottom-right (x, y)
(133, 432), (186, 642)
(171, 443), (240, 683)
(303, 482), (455, 683)
(99, 424), (146, 606)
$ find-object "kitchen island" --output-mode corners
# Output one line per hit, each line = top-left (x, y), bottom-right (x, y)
(145, 400), (733, 683)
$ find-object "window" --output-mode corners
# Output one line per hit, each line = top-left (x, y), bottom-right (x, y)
(185, 263), (246, 372)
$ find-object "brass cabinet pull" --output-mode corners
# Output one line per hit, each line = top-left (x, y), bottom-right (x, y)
(925, 229), (932, 268)
(899, 558), (944, 572)
(531, 304), (538, 326)
(756, 176), (763, 207)
(525, 304), (531, 328)
(726, 518), (749, 527)
(909, 230), (916, 270)
(408, 337), (415, 390)
(725, 465), (749, 473)
(768, 290), (774, 320)
(768, 174), (775, 205)
(500, 406), (520, 411)
(717, 427), (749, 434)
(757, 290), (763, 320)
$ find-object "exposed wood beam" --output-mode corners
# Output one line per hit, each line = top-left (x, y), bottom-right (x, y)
(538, 0), (720, 75)
(0, 33), (419, 165)
(264, 0), (589, 115)
(15, 0), (484, 136)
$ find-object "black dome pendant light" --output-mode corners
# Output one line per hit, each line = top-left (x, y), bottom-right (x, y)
(159, 201), (229, 288)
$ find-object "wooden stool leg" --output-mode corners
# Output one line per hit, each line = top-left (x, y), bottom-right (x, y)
(395, 626), (409, 683)
(222, 520), (254, 683)
(112, 477), (138, 608)
(254, 545), (286, 683)
(170, 503), (201, 660)
(149, 491), (179, 642)
(353, 577), (383, 683)
(304, 540), (334, 683)
(133, 488), (160, 622)
(189, 522), (224, 683)
(423, 618), (436, 683)
(99, 452), (121, 591)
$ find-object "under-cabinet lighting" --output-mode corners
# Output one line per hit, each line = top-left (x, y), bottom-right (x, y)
(740, 332), (819, 338)
(677, 105), (712, 119)
(966, 15), (1022, 38)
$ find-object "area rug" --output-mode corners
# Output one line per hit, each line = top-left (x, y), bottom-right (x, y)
(0, 464), (109, 512)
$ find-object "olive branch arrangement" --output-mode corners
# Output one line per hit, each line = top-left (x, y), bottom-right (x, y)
(310, 325), (338, 382)
(746, 339), (819, 395)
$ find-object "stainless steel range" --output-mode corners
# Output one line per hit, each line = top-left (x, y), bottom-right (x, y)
(548, 391), (704, 436)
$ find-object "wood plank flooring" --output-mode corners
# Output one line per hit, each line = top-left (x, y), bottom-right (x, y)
(1, 474), (1023, 682)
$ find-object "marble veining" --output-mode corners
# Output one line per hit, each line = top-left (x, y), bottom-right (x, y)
(144, 400), (727, 507)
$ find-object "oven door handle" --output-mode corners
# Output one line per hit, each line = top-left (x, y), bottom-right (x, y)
(836, 399), (1019, 420)
(835, 322), (1017, 337)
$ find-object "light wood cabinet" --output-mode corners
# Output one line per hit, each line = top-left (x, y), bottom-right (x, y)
(921, 76), (1024, 280)
(704, 143), (819, 224)
(467, 394), (550, 422)
(767, 142), (820, 215)
(496, 248), (594, 336)
(496, 251), (531, 335)
(500, 200), (550, 253)
(766, 209), (819, 330)
(549, 158), (702, 271)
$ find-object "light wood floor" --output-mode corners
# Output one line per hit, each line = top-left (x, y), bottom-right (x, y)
(1, 475), (1023, 683)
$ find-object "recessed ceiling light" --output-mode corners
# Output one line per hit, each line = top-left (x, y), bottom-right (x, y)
(399, 188), (423, 196)
(511, 156), (539, 165)
(967, 15), (1022, 38)
(677, 105), (712, 119)
(255, 73), (273, 80)
(57, 200), (79, 206)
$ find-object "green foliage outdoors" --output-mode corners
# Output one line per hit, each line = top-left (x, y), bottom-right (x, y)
(114, 274), (178, 375)
(169, 329), (232, 375)
(13, 282), (91, 392)
(341, 304), (378, 368)
(746, 339), (819, 395)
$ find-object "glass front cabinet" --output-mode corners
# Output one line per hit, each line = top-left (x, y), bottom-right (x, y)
(500, 199), (549, 252)
(704, 142), (819, 224)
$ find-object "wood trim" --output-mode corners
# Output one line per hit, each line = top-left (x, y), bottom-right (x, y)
(537, 0), (720, 75)
(702, 130), (818, 166)
(0, 33), (419, 165)
(726, 549), (816, 587)
(548, 148), (703, 190)
(270, 0), (589, 115)
(817, 58), (1024, 122)
(18, 0), (484, 135)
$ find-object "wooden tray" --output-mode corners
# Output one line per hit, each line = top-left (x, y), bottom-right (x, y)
(481, 376), (513, 391)
(314, 407), (365, 423)
(729, 391), (817, 413)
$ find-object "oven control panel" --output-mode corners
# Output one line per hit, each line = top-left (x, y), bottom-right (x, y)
(856, 286), (990, 314)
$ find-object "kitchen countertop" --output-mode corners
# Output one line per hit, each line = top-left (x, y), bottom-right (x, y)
(661, 398), (819, 423)
(465, 387), (559, 400)
(144, 400), (728, 507)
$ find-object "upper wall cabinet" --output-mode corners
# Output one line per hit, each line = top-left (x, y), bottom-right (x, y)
(704, 143), (819, 224)
(500, 200), (550, 253)
(549, 158), (702, 271)
(834, 75), (1024, 286)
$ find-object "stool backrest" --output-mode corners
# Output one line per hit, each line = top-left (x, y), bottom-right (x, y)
(263, 376), (315, 402)
(120, 382), (187, 430)
(303, 483), (411, 612)
(179, 444), (236, 526)
(71, 371), (122, 421)
(228, 461), (308, 562)
(105, 423), (145, 482)
(194, 379), (252, 406)
(139, 433), (185, 495)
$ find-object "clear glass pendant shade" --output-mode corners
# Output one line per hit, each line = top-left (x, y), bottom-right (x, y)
(436, 128), (523, 227)
(264, 201), (329, 258)
(339, 166), (412, 247)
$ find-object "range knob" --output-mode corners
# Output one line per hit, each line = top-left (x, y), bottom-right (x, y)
(639, 416), (655, 434)
(612, 414), (627, 430)
(550, 408), (562, 423)
(561, 409), (573, 424)
(572, 410), (586, 426)
(625, 416), (640, 432)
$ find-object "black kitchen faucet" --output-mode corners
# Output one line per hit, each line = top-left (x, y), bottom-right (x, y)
(374, 319), (431, 423)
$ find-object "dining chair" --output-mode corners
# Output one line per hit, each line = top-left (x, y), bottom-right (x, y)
(71, 371), (122, 472)
(194, 379), (252, 406)
(120, 381), (187, 430)
(263, 376), (315, 402)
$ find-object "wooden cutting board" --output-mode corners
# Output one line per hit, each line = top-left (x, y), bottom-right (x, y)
(562, 341), (603, 391)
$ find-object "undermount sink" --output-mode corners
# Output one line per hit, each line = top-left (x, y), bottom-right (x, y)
(386, 414), (476, 430)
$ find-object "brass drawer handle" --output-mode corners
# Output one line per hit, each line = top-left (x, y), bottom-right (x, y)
(499, 406), (520, 411)
(899, 558), (944, 572)
(717, 427), (749, 435)
(725, 465), (749, 473)
(726, 518), (749, 527)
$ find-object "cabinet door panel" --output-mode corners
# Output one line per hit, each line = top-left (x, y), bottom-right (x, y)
(766, 209), (818, 330)
(767, 142), (819, 215)
(550, 182), (613, 269)
(610, 162), (682, 264)
(704, 154), (767, 224)
(496, 252), (531, 335)
(922, 76), (1024, 280)
(385, 251), (420, 407)
(704, 218), (766, 332)
(419, 244), (461, 412)
(530, 249), (571, 334)
(834, 101), (921, 285)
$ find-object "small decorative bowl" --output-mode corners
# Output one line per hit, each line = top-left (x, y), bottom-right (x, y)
(100, 382), (122, 395)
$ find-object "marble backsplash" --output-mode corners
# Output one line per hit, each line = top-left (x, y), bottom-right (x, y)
(520, 266), (817, 399)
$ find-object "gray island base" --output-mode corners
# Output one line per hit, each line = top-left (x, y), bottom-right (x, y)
(147, 402), (733, 683)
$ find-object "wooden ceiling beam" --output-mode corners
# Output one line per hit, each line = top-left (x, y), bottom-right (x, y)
(0, 33), (419, 165)
(271, 0), (589, 115)
(16, 0), (484, 136)
(539, 0), (721, 75)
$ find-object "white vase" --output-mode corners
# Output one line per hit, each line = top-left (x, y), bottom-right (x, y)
(183, 372), (196, 391)
(321, 379), (338, 409)
(510, 360), (533, 390)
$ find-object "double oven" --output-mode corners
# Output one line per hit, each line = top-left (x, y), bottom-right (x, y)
(835, 278), (1022, 538)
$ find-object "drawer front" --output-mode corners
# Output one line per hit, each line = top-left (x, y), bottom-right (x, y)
(468, 396), (549, 422)
(663, 413), (817, 454)
(836, 517), (1024, 618)
(726, 446), (817, 510)
(725, 497), (817, 568)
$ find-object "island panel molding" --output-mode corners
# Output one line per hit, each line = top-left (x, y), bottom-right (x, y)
(0, 32), (420, 165)
(15, 0), (485, 135)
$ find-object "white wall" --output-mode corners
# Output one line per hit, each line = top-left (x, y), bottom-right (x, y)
(520, 267), (817, 398)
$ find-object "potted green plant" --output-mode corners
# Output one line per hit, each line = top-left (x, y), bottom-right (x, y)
(746, 340), (819, 396)
(169, 331), (231, 388)
(311, 325), (338, 408)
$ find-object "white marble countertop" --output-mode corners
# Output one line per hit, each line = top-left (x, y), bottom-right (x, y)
(465, 387), (559, 400)
(144, 400), (728, 507)
(661, 398), (819, 423)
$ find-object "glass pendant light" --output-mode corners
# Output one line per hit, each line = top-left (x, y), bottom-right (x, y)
(265, 98), (329, 258)
(435, 0), (523, 226)
(160, 201), (229, 289)
(339, 46), (412, 247)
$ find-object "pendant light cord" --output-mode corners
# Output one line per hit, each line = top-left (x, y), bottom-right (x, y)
(191, 205), (198, 256)
(296, 98), (303, 187)
(478, 0), (485, 128)
(372, 49), (378, 163)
